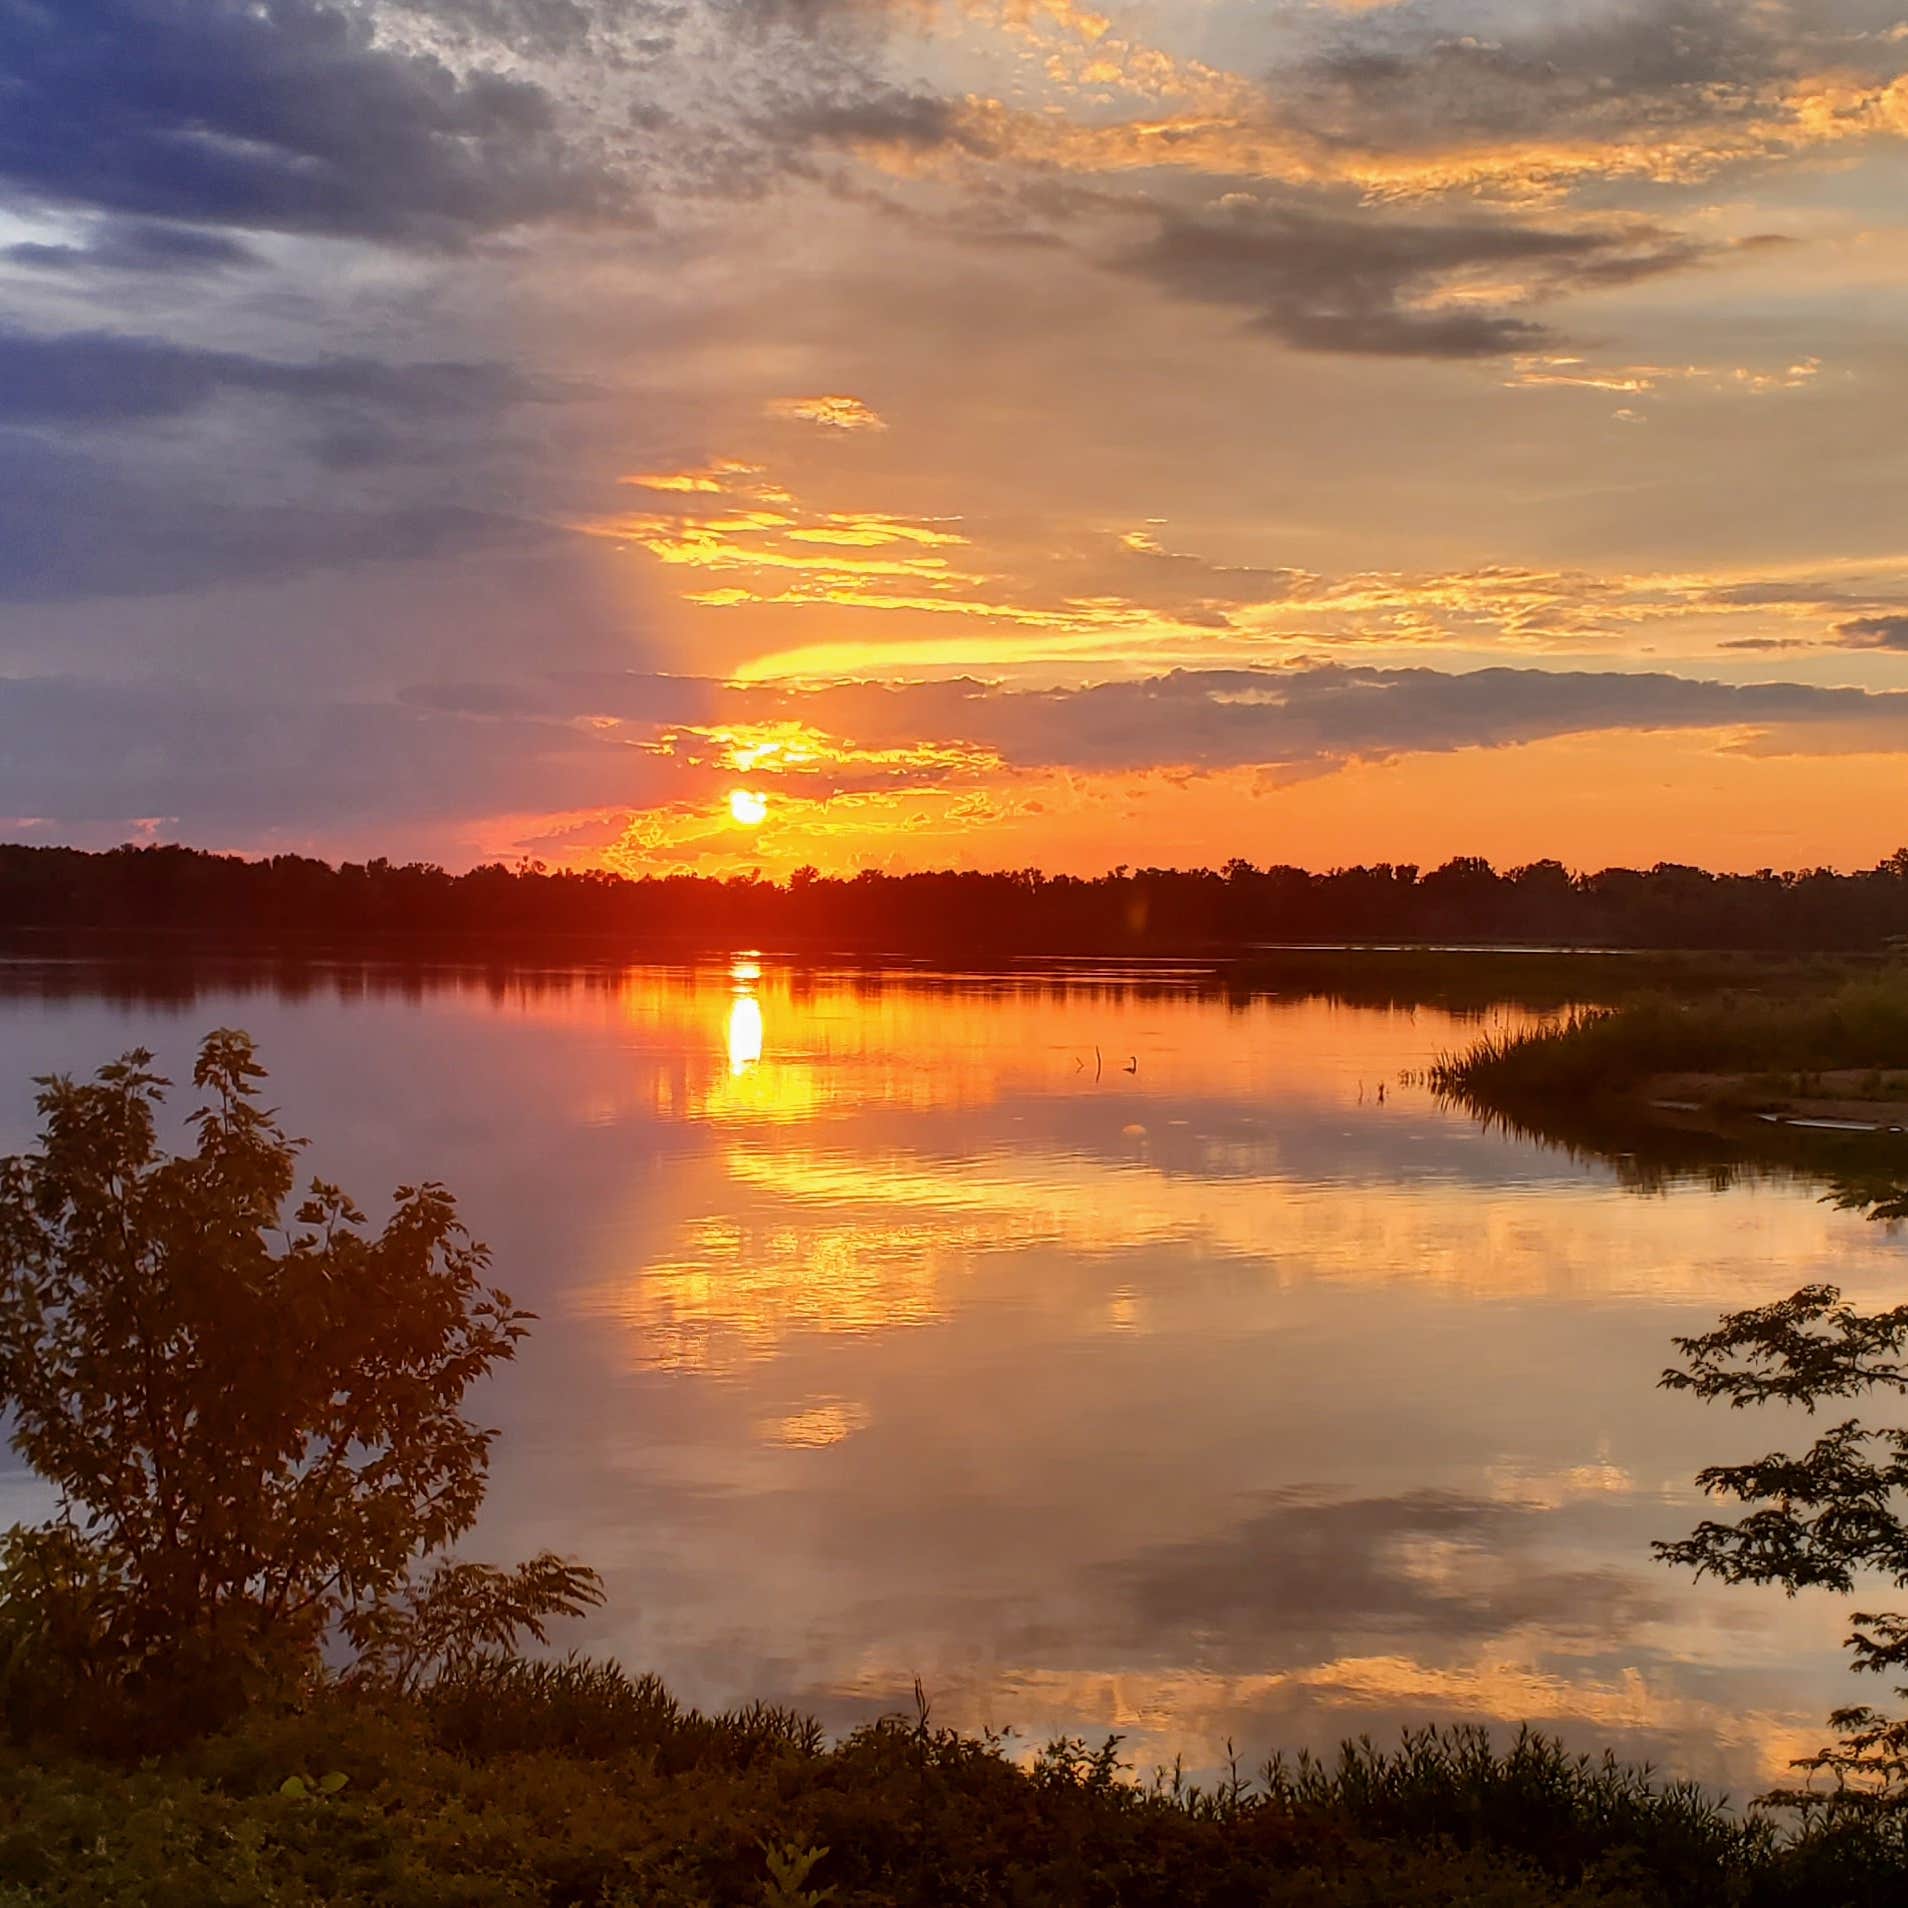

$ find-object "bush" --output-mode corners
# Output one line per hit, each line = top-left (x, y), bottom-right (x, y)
(0, 1031), (598, 1746)
(1, 1688), (1905, 1906)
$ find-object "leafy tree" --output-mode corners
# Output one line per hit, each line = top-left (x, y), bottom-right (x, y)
(1656, 1283), (1908, 1805)
(0, 1030), (599, 1737)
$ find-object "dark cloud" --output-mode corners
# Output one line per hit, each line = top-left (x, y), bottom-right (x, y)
(397, 673), (729, 725)
(528, 672), (728, 724)
(0, 433), (545, 602)
(770, 84), (969, 152)
(743, 663), (1908, 775)
(1281, 0), (1902, 155)
(610, 2), (1773, 361)
(0, 675), (692, 837)
(9, 660), (1908, 845)
(0, 0), (624, 247)
(1705, 580), (1863, 608)
(0, 327), (542, 600)
(0, 326), (523, 428)
(2, 218), (258, 275)
(1836, 615), (1908, 651)
(1116, 202), (1707, 358)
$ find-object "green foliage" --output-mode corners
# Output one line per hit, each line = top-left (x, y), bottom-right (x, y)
(342, 1555), (603, 1698)
(0, 1031), (599, 1742)
(277, 1772), (349, 1800)
(1659, 1284), (1908, 1810)
(760, 1841), (833, 1907)
(0, 1523), (137, 1744)
(0, 1686), (1903, 1906)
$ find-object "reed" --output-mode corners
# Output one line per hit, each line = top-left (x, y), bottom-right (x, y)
(1431, 978), (1908, 1105)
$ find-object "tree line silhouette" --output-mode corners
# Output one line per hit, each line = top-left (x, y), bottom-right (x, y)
(7, 842), (1908, 953)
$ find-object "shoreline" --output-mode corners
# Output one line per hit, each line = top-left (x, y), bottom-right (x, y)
(1643, 1069), (1908, 1136)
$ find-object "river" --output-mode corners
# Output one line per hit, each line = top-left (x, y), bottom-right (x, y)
(0, 955), (1896, 1793)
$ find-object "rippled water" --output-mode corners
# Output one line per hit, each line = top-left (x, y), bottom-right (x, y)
(0, 957), (1899, 1791)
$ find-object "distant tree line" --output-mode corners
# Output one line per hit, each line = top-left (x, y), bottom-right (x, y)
(7, 842), (1908, 953)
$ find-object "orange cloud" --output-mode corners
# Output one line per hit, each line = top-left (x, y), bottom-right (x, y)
(820, 64), (1908, 206)
(766, 394), (889, 431)
(1506, 354), (1822, 396)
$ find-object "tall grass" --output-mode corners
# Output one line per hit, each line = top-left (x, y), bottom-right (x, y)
(1432, 979), (1908, 1106)
(424, 1653), (825, 1766)
(1262, 1728), (1745, 1880)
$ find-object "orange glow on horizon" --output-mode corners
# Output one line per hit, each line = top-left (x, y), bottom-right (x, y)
(539, 729), (1908, 888)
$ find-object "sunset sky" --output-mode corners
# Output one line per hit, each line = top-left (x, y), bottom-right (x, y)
(7, 0), (1908, 875)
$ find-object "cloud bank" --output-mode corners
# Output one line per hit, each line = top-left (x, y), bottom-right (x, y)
(7, 662), (1908, 851)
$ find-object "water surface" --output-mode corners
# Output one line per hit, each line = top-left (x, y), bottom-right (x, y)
(0, 957), (1898, 1791)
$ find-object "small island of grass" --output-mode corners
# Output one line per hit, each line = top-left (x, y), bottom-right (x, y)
(1432, 975), (1908, 1141)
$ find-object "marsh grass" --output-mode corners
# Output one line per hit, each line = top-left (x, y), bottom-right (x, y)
(1431, 979), (1908, 1106)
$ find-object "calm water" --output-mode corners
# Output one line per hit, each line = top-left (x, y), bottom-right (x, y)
(0, 957), (1900, 1792)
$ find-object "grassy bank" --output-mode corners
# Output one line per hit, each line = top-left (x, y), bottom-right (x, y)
(2, 1662), (1904, 1908)
(1431, 977), (1908, 1109)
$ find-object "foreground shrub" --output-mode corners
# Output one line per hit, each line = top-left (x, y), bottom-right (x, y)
(0, 1032), (598, 1745)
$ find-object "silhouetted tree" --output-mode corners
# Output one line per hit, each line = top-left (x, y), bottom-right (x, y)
(0, 1030), (599, 1740)
(1657, 1282), (1908, 1806)
(7, 840), (1908, 952)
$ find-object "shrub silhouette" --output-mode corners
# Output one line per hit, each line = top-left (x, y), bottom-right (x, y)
(0, 1029), (599, 1741)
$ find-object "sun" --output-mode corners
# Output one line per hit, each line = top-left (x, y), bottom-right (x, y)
(728, 787), (768, 827)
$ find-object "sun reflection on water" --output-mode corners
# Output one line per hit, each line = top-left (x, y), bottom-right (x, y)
(478, 959), (1908, 1788)
(727, 995), (764, 1075)
(727, 955), (765, 1076)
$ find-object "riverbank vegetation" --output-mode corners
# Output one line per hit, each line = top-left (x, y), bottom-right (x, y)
(1432, 977), (1908, 1120)
(7, 1673), (1908, 1908)
(10, 842), (1908, 956)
